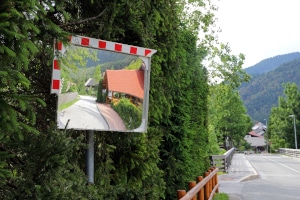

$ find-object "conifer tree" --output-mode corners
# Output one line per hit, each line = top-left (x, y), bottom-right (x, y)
(0, 0), (96, 198)
(0, 0), (41, 184)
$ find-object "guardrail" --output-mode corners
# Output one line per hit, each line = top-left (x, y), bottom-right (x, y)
(177, 167), (219, 200)
(210, 148), (235, 172)
(279, 148), (300, 158)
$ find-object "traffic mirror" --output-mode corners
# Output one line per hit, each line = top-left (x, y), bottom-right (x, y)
(51, 35), (156, 132)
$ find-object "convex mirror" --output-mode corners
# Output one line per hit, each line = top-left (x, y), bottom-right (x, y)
(51, 36), (156, 132)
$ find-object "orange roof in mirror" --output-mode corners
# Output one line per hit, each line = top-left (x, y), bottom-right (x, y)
(104, 70), (144, 99)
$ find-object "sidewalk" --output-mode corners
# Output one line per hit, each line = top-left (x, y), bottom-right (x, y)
(219, 153), (258, 182)
(96, 103), (126, 131)
(218, 153), (259, 200)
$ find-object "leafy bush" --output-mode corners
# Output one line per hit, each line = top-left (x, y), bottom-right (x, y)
(219, 148), (227, 155)
(111, 98), (142, 130)
(213, 193), (229, 200)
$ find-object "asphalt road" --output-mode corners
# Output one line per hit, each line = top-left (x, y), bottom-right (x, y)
(57, 95), (109, 130)
(227, 154), (300, 200)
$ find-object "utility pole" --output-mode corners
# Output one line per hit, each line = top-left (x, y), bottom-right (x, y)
(289, 115), (297, 149)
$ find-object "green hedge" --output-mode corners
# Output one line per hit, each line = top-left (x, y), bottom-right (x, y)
(112, 98), (142, 130)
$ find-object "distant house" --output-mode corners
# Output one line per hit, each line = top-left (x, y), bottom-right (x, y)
(102, 69), (144, 104)
(245, 122), (267, 152)
(84, 78), (98, 93)
(85, 78), (97, 87)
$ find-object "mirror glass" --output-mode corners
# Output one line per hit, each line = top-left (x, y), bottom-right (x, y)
(56, 45), (146, 132)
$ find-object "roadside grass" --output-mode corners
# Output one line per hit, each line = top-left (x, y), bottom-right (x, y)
(58, 98), (79, 111)
(213, 192), (229, 200)
(218, 171), (226, 175)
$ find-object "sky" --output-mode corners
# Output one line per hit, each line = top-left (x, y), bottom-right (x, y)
(214, 0), (300, 68)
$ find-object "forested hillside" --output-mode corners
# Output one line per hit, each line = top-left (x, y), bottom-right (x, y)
(244, 52), (300, 75)
(0, 1), (251, 199)
(239, 58), (300, 122)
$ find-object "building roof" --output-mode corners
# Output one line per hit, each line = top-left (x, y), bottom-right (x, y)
(249, 122), (266, 137)
(85, 78), (97, 87)
(104, 69), (144, 99)
(248, 131), (261, 137)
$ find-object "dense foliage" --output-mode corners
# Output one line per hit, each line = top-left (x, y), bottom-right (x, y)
(111, 98), (142, 130)
(0, 0), (250, 199)
(207, 44), (252, 151)
(209, 84), (252, 150)
(269, 83), (300, 151)
(239, 58), (300, 122)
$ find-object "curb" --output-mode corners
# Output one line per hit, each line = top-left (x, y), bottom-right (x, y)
(239, 155), (259, 182)
(240, 173), (259, 182)
(96, 103), (110, 129)
(228, 194), (242, 200)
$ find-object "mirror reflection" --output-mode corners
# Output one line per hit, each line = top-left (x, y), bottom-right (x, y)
(57, 45), (145, 131)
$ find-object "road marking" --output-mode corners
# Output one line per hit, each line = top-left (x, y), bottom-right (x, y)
(267, 157), (300, 174)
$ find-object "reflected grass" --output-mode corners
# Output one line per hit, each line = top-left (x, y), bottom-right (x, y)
(58, 98), (79, 111)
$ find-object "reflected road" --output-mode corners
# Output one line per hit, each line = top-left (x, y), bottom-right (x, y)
(58, 95), (109, 130)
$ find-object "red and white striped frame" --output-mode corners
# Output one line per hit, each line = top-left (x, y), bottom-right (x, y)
(51, 35), (157, 94)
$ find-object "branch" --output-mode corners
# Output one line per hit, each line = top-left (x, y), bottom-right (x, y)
(6, 181), (17, 189)
(59, 8), (108, 28)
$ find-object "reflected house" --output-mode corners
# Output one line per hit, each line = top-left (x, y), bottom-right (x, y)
(85, 78), (97, 92)
(102, 69), (144, 105)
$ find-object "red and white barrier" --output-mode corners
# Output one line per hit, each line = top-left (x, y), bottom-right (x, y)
(51, 35), (156, 94)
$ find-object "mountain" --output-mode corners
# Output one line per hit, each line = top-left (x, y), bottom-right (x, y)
(244, 52), (300, 75)
(239, 55), (300, 122)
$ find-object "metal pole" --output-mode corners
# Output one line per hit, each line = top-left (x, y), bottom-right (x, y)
(289, 115), (298, 150)
(86, 130), (94, 184)
(293, 116), (297, 149)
